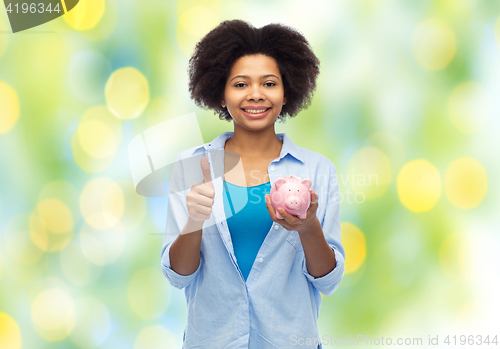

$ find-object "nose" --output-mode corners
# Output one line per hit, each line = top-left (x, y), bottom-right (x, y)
(285, 196), (300, 210)
(247, 84), (265, 102)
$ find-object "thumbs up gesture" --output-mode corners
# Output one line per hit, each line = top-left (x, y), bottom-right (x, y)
(186, 157), (216, 222)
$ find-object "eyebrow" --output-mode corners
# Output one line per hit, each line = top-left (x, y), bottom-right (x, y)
(230, 74), (280, 82)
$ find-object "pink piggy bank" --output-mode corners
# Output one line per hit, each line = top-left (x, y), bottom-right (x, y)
(270, 176), (312, 219)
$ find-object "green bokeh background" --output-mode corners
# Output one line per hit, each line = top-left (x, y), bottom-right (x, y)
(1, 0), (499, 348)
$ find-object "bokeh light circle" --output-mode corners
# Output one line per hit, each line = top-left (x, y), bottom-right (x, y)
(0, 313), (22, 349)
(29, 212), (72, 253)
(397, 159), (442, 212)
(4, 213), (44, 265)
(37, 199), (74, 234)
(448, 82), (491, 134)
(72, 106), (122, 173)
(105, 67), (150, 120)
(341, 222), (366, 274)
(70, 296), (111, 348)
(346, 146), (392, 200)
(412, 19), (456, 71)
(0, 81), (20, 135)
(77, 119), (117, 158)
(75, 106), (122, 159)
(79, 223), (125, 265)
(444, 157), (488, 210)
(3, 214), (49, 284)
(118, 180), (147, 232)
(31, 288), (76, 341)
(176, 1), (220, 57)
(63, 0), (105, 31)
(34, 181), (78, 251)
(134, 325), (177, 349)
(38, 181), (80, 224)
(127, 268), (171, 319)
(80, 177), (124, 230)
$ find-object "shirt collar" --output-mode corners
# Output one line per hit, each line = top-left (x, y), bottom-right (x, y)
(191, 132), (304, 163)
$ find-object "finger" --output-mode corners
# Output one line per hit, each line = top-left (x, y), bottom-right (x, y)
(195, 194), (214, 207)
(200, 157), (213, 187)
(265, 194), (277, 221)
(277, 207), (297, 224)
(305, 191), (319, 216)
(194, 204), (212, 215)
(311, 189), (319, 204)
(197, 183), (216, 199)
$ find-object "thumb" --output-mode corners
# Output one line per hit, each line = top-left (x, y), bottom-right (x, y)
(200, 157), (213, 186)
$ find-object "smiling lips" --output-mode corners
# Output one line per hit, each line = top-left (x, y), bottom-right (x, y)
(241, 106), (271, 119)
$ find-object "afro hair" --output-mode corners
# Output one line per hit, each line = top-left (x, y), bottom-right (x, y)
(187, 19), (320, 123)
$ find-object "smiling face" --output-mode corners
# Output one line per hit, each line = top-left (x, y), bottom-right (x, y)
(221, 54), (287, 131)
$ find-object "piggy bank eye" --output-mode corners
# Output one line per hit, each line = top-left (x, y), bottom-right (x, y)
(288, 189), (291, 191)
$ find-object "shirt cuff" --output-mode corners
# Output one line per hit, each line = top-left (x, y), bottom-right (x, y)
(161, 242), (201, 289)
(302, 245), (345, 296)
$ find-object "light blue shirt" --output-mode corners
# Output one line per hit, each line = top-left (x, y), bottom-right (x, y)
(223, 180), (273, 282)
(161, 132), (345, 349)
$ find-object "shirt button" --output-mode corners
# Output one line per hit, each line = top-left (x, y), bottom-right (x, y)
(274, 225), (279, 230)
(258, 258), (264, 263)
(270, 166), (275, 171)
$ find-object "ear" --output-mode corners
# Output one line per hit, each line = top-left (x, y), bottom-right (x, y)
(275, 177), (287, 191)
(283, 96), (287, 105)
(300, 178), (312, 189)
(221, 93), (226, 108)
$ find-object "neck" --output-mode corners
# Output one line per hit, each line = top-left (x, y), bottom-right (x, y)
(225, 123), (282, 158)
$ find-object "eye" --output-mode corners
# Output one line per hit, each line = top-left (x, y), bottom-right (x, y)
(235, 83), (245, 88)
(297, 189), (299, 192)
(288, 189), (291, 191)
(265, 82), (276, 87)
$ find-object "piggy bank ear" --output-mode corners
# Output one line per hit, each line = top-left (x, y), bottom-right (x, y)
(300, 178), (312, 189)
(275, 178), (287, 190)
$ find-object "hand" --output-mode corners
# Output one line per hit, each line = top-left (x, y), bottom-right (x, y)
(186, 157), (215, 222)
(265, 189), (320, 235)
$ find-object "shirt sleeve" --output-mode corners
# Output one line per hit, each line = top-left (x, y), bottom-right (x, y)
(160, 153), (202, 289)
(302, 161), (346, 296)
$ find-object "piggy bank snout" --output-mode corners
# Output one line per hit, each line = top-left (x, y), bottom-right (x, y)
(270, 192), (309, 209)
(285, 195), (302, 209)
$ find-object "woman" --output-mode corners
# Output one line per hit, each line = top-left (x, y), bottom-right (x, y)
(161, 19), (345, 349)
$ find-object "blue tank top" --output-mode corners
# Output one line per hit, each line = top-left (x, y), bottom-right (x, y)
(223, 180), (273, 282)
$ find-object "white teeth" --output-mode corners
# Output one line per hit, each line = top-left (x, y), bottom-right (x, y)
(244, 108), (268, 114)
